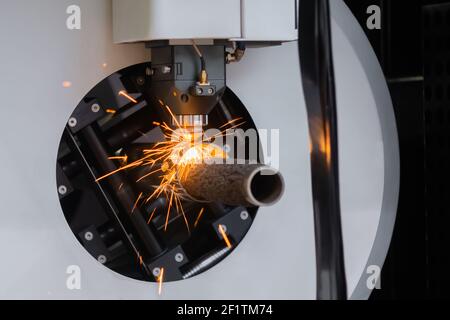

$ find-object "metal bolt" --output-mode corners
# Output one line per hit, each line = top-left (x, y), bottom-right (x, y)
(68, 117), (77, 128)
(152, 267), (161, 277)
(175, 253), (184, 263)
(180, 94), (189, 103)
(136, 77), (145, 85)
(197, 88), (203, 95)
(208, 88), (214, 95)
(97, 255), (107, 264)
(84, 232), (93, 241)
(58, 185), (67, 196)
(240, 211), (249, 221)
(91, 103), (100, 113)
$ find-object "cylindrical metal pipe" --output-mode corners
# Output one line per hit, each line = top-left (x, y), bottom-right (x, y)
(179, 163), (284, 207)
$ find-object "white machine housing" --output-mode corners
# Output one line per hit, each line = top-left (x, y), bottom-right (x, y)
(113, 0), (299, 43)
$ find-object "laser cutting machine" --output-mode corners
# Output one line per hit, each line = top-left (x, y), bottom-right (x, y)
(0, 0), (399, 300)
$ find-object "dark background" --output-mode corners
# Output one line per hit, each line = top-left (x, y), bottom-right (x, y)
(343, 0), (450, 299)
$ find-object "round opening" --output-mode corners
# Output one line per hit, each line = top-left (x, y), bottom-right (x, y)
(249, 169), (284, 206)
(56, 63), (263, 283)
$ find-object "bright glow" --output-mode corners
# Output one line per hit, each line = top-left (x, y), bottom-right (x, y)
(96, 101), (245, 235)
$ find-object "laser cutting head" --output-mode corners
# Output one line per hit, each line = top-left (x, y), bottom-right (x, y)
(149, 44), (226, 129)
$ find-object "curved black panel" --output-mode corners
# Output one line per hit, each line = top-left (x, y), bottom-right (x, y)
(298, 0), (347, 300)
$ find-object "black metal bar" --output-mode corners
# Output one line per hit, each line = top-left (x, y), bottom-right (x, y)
(64, 127), (152, 276)
(298, 0), (347, 300)
(104, 105), (158, 150)
(79, 125), (165, 258)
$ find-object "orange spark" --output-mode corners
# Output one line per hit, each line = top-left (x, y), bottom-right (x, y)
(147, 207), (157, 224)
(194, 208), (205, 228)
(132, 192), (143, 213)
(165, 105), (182, 129)
(164, 191), (174, 232)
(158, 268), (164, 295)
(218, 224), (232, 249)
(136, 168), (162, 183)
(220, 117), (243, 129)
(175, 195), (190, 234)
(119, 90), (138, 104)
(95, 161), (143, 182)
(106, 108), (116, 114)
(96, 106), (243, 234)
(108, 155), (128, 162)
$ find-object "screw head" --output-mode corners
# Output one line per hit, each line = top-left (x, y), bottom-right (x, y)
(58, 185), (67, 196)
(180, 94), (189, 103)
(240, 211), (249, 221)
(84, 232), (93, 241)
(196, 88), (203, 95)
(68, 117), (77, 128)
(136, 77), (145, 85)
(152, 267), (161, 277)
(208, 88), (214, 95)
(175, 253), (184, 263)
(91, 103), (100, 113)
(97, 255), (107, 264)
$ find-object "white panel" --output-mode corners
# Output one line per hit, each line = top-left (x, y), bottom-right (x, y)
(113, 0), (242, 43)
(330, 1), (399, 299)
(240, 0), (298, 41)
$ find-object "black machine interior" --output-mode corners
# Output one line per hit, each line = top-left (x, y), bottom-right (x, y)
(56, 48), (262, 282)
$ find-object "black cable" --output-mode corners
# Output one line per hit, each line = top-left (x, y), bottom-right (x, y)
(192, 42), (206, 71)
(200, 56), (206, 71)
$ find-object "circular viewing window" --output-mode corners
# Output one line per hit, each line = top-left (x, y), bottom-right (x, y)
(56, 63), (261, 282)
